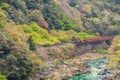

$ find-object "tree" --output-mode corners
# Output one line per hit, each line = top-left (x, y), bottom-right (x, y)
(27, 36), (36, 51)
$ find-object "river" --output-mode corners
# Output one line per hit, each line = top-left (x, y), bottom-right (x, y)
(67, 58), (111, 80)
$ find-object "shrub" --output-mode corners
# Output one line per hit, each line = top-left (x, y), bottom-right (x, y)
(23, 22), (60, 46)
(6, 52), (34, 80)
(53, 59), (61, 65)
(47, 50), (55, 56)
(41, 65), (49, 72)
(107, 37), (120, 68)
(0, 31), (34, 80)
(0, 72), (7, 80)
(69, 1), (77, 7)
(93, 49), (108, 54)
(24, 0), (39, 9)
(29, 53), (42, 66)
(50, 30), (70, 42)
(77, 31), (96, 39)
(0, 9), (7, 27)
(0, 2), (11, 11)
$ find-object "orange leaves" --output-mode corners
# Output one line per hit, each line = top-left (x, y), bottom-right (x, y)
(5, 23), (28, 44)
(9, 29), (21, 43)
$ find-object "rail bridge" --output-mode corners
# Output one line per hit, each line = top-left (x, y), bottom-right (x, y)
(36, 36), (113, 58)
(73, 36), (113, 46)
(72, 36), (113, 54)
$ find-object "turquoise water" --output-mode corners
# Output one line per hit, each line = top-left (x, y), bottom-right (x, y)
(68, 58), (108, 80)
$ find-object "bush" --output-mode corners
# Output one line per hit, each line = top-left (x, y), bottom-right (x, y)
(53, 59), (61, 65)
(6, 53), (34, 80)
(41, 65), (49, 72)
(47, 50), (55, 56)
(107, 36), (120, 69)
(0, 9), (7, 27)
(23, 22), (60, 46)
(29, 53), (42, 66)
(0, 2), (11, 11)
(0, 30), (34, 80)
(93, 49), (108, 54)
(77, 31), (96, 39)
(0, 72), (7, 80)
(69, 1), (77, 7)
(50, 30), (96, 42)
(24, 0), (39, 9)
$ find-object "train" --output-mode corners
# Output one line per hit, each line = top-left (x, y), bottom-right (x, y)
(74, 36), (113, 44)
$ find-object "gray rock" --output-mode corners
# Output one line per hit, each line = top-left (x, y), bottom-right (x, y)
(98, 70), (106, 75)
(97, 66), (102, 69)
(117, 70), (120, 74)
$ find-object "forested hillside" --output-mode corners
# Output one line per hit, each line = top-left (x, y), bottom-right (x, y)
(0, 0), (120, 80)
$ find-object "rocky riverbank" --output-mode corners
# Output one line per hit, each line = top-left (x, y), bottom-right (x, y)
(40, 53), (108, 80)
(102, 70), (120, 80)
(29, 42), (110, 80)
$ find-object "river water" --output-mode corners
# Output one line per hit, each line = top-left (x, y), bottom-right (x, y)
(68, 58), (109, 80)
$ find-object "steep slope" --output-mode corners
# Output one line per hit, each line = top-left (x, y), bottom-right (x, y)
(67, 0), (120, 36)
(1, 0), (120, 36)
(0, 0), (95, 80)
(108, 36), (120, 68)
(57, 0), (84, 30)
(0, 0), (120, 80)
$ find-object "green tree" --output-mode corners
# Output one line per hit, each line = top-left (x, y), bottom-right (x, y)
(27, 36), (36, 51)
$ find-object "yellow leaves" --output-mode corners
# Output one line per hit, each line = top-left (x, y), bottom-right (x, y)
(23, 22), (61, 46)
(66, 43), (75, 50)
(0, 72), (7, 80)
(108, 36), (120, 54)
(104, 10), (111, 17)
(53, 0), (59, 5)
(29, 53), (42, 66)
(50, 30), (74, 41)
(0, 9), (7, 18)
(0, 2), (11, 11)
(9, 30), (22, 43)
(116, 50), (120, 55)
(108, 55), (120, 69)
(81, 4), (92, 14)
(23, 22), (95, 46)
(108, 36), (120, 69)
(118, 40), (120, 46)
(50, 29), (96, 43)
(5, 26), (22, 43)
(93, 18), (101, 25)
(5, 22), (28, 44)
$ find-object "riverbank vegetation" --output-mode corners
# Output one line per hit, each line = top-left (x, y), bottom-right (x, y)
(108, 36), (120, 68)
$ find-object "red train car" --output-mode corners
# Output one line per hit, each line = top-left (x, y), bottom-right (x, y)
(74, 36), (113, 44)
